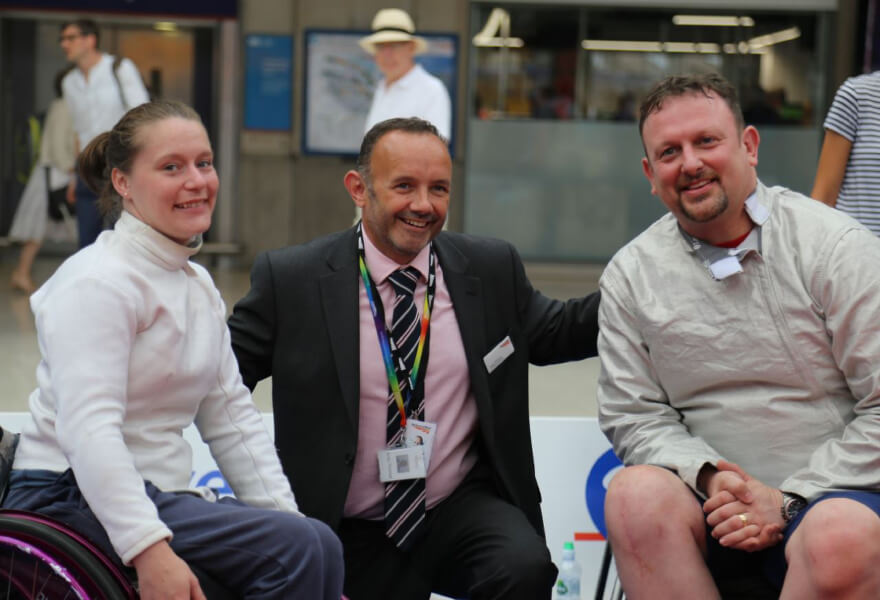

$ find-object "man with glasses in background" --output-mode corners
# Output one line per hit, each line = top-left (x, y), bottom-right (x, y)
(59, 19), (149, 247)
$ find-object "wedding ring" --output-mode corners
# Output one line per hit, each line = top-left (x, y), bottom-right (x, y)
(738, 513), (748, 526)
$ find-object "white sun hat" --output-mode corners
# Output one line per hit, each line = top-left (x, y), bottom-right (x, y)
(359, 8), (429, 55)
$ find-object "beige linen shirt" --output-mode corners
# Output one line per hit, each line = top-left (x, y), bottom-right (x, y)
(598, 182), (880, 501)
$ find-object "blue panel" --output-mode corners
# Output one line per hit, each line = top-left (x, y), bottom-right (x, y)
(243, 34), (293, 132)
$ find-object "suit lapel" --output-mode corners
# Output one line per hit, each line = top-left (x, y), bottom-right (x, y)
(319, 229), (361, 436)
(434, 235), (497, 449)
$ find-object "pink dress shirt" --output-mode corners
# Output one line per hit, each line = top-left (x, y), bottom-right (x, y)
(343, 232), (479, 519)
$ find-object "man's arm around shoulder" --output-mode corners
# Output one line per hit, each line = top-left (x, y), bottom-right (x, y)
(453, 234), (600, 363)
(228, 251), (279, 391)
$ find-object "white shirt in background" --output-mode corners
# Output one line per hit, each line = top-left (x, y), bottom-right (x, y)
(364, 64), (451, 140)
(62, 54), (150, 147)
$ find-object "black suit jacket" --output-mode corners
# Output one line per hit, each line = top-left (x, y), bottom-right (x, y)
(228, 227), (600, 535)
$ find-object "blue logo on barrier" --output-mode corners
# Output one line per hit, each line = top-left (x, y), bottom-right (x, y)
(585, 449), (623, 538)
(196, 470), (233, 495)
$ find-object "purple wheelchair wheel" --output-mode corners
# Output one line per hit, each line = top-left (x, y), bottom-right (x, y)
(0, 510), (135, 600)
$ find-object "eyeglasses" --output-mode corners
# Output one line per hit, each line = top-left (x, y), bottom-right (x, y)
(58, 33), (84, 43)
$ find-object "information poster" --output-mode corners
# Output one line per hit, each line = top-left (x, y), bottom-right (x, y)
(303, 29), (457, 155)
(244, 34), (293, 131)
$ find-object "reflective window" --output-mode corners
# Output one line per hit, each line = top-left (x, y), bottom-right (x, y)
(472, 6), (825, 126)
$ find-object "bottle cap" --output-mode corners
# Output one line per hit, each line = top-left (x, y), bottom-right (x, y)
(563, 541), (574, 550)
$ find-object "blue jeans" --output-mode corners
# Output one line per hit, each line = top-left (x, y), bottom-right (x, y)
(74, 175), (104, 248)
(4, 469), (344, 600)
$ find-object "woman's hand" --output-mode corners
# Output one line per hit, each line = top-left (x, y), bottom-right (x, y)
(132, 540), (205, 600)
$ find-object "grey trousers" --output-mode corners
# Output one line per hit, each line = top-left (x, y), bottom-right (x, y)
(4, 469), (344, 600)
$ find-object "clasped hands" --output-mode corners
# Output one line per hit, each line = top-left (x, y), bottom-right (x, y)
(702, 460), (786, 552)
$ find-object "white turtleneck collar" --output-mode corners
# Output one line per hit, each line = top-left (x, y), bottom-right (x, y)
(114, 211), (203, 271)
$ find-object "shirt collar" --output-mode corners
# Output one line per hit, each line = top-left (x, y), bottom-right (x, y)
(116, 210), (202, 270)
(676, 186), (767, 280)
(677, 185), (766, 249)
(362, 226), (430, 284)
(744, 187), (770, 226)
(73, 53), (111, 80)
(384, 64), (422, 91)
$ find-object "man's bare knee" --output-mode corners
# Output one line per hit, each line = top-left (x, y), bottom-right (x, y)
(605, 465), (705, 552)
(787, 499), (880, 595)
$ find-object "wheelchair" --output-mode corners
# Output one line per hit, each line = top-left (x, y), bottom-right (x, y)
(0, 509), (137, 599)
(0, 426), (234, 600)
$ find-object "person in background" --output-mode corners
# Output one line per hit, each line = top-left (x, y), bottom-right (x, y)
(3, 100), (343, 600)
(59, 18), (149, 248)
(229, 116), (600, 600)
(811, 71), (880, 236)
(9, 69), (77, 294)
(598, 73), (880, 598)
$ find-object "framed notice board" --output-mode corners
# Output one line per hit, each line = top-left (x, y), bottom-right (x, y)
(302, 28), (457, 155)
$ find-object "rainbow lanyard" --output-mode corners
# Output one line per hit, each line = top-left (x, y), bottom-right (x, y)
(357, 226), (436, 430)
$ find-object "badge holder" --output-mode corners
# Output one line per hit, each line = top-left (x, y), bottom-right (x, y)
(378, 446), (427, 482)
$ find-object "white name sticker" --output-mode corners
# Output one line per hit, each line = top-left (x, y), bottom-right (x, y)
(483, 335), (515, 373)
(709, 256), (743, 280)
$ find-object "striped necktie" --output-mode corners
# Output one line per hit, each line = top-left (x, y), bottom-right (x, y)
(384, 266), (427, 549)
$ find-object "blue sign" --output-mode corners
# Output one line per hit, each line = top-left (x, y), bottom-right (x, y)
(244, 34), (293, 131)
(585, 448), (623, 538)
(196, 470), (233, 495)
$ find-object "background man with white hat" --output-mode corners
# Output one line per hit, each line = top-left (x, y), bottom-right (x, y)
(360, 8), (451, 140)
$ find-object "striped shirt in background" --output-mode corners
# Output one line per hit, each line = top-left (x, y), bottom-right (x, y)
(823, 71), (880, 237)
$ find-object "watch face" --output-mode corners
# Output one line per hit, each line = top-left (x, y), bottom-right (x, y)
(783, 494), (807, 522)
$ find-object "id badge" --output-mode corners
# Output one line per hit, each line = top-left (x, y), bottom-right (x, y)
(377, 446), (427, 482)
(404, 419), (438, 469)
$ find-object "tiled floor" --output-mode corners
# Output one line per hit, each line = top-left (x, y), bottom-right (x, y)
(0, 246), (603, 417)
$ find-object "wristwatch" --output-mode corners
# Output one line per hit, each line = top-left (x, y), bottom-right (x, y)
(780, 491), (807, 526)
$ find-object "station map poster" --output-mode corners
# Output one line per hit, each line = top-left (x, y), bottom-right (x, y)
(303, 29), (457, 156)
(244, 34), (293, 131)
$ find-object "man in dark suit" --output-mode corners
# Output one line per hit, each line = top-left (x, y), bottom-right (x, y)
(228, 117), (600, 600)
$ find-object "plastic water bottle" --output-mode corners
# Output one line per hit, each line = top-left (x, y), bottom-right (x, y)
(556, 541), (582, 598)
